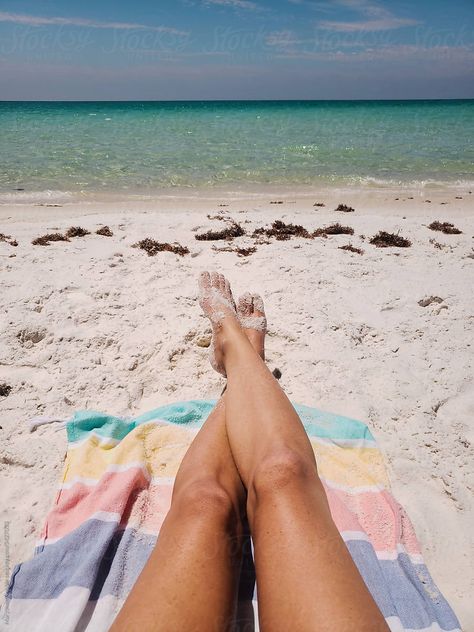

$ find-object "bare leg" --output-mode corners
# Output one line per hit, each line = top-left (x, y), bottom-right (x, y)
(111, 311), (269, 632)
(111, 398), (246, 632)
(199, 272), (389, 632)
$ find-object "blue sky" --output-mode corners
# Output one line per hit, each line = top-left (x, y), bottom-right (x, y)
(0, 0), (473, 99)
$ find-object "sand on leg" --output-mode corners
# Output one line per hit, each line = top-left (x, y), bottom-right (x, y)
(199, 271), (389, 632)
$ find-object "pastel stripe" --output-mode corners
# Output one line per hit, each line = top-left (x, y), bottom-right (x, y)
(64, 423), (388, 488)
(67, 401), (375, 445)
(42, 468), (420, 559)
(7, 520), (459, 631)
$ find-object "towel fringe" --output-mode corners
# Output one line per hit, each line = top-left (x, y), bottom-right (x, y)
(29, 417), (69, 432)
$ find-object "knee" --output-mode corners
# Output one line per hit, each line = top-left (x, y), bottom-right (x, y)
(250, 449), (315, 499)
(173, 477), (238, 526)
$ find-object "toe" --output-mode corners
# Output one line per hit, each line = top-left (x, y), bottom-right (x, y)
(252, 293), (265, 317)
(199, 271), (211, 291)
(238, 292), (253, 317)
(224, 277), (236, 310)
(218, 273), (226, 293)
(210, 271), (220, 289)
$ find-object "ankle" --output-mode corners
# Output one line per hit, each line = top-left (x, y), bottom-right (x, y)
(220, 320), (254, 361)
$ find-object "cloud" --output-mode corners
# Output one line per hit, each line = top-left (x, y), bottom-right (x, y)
(202, 0), (259, 9)
(271, 44), (474, 65)
(314, 0), (420, 32)
(265, 30), (306, 47)
(318, 17), (419, 31)
(0, 11), (187, 35)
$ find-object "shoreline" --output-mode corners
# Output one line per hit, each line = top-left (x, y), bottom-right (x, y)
(1, 191), (473, 629)
(1, 185), (473, 222)
(1, 180), (473, 206)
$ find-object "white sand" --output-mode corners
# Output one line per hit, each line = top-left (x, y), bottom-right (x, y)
(1, 187), (473, 629)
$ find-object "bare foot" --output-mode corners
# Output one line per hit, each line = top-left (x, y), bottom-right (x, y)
(237, 292), (267, 360)
(198, 271), (241, 375)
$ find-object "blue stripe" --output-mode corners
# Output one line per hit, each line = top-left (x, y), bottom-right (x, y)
(347, 540), (460, 630)
(8, 520), (459, 630)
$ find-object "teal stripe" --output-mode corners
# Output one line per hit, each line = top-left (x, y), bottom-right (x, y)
(67, 400), (374, 444)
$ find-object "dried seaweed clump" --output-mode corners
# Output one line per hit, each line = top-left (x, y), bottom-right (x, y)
(339, 244), (364, 255)
(0, 233), (18, 246)
(0, 383), (12, 397)
(32, 233), (69, 246)
(235, 246), (257, 257)
(335, 203), (355, 213)
(313, 223), (354, 237)
(195, 221), (245, 241)
(369, 231), (411, 248)
(213, 245), (257, 257)
(428, 221), (462, 235)
(133, 238), (189, 257)
(253, 220), (311, 241)
(429, 238), (445, 250)
(418, 296), (443, 307)
(96, 226), (113, 237)
(66, 226), (91, 238)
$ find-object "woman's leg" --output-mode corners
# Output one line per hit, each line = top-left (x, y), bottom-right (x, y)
(199, 272), (389, 632)
(111, 397), (247, 632)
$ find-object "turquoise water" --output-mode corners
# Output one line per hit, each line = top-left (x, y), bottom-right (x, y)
(0, 100), (473, 198)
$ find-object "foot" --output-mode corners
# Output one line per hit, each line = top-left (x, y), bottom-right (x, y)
(199, 271), (241, 376)
(237, 292), (267, 360)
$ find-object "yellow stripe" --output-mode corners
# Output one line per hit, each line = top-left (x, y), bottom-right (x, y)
(63, 422), (388, 488)
(310, 438), (389, 488)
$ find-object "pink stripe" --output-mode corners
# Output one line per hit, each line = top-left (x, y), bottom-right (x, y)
(324, 484), (421, 555)
(43, 469), (420, 557)
(43, 467), (172, 541)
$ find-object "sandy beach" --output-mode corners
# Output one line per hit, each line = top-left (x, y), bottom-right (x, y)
(1, 187), (473, 629)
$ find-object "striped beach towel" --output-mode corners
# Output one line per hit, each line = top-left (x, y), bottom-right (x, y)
(4, 400), (460, 631)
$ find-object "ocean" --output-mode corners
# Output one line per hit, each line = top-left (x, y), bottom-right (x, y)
(0, 100), (473, 201)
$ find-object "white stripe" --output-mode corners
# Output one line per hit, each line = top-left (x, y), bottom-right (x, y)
(340, 530), (371, 543)
(5, 586), (123, 632)
(376, 544), (424, 565)
(340, 532), (425, 565)
(321, 477), (387, 494)
(311, 435), (378, 449)
(385, 616), (461, 632)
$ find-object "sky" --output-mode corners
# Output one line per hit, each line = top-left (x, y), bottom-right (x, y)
(0, 0), (473, 100)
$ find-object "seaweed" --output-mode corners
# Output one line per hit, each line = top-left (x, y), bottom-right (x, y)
(428, 221), (462, 235)
(313, 223), (354, 237)
(418, 296), (444, 307)
(335, 203), (355, 213)
(32, 233), (69, 246)
(133, 238), (189, 257)
(0, 233), (18, 247)
(339, 244), (364, 254)
(252, 220), (311, 241)
(196, 221), (245, 241)
(96, 226), (113, 237)
(66, 226), (91, 238)
(0, 383), (12, 397)
(429, 238), (445, 250)
(213, 245), (257, 257)
(369, 231), (411, 248)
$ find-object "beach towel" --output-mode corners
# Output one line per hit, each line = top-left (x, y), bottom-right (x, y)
(4, 400), (460, 632)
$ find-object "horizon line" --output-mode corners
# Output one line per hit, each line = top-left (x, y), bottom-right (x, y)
(1, 97), (474, 103)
